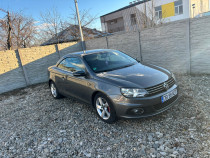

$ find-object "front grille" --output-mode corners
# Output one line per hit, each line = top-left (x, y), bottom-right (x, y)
(145, 77), (175, 96)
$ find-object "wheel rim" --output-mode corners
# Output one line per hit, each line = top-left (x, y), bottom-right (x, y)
(96, 97), (111, 120)
(50, 83), (57, 97)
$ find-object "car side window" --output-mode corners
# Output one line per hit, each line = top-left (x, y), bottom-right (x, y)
(58, 57), (85, 72)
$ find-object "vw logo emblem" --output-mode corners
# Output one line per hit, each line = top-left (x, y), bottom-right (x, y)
(163, 82), (169, 91)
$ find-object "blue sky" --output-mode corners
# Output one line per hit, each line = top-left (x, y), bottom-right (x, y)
(0, 0), (131, 30)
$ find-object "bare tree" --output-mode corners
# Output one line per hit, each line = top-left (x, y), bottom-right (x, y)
(69, 9), (97, 28)
(136, 0), (166, 29)
(0, 8), (12, 50)
(0, 19), (9, 50)
(38, 8), (98, 45)
(66, 8), (98, 40)
(12, 13), (37, 48)
(0, 11), (37, 50)
(39, 8), (65, 44)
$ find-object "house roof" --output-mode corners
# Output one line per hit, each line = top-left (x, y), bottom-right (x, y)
(41, 25), (111, 46)
(101, 0), (151, 17)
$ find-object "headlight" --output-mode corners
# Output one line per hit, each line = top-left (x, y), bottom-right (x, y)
(171, 73), (176, 81)
(121, 88), (148, 98)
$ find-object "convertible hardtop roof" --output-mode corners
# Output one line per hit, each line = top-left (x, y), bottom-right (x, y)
(62, 49), (116, 58)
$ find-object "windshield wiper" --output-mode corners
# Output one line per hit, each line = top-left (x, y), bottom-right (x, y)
(118, 63), (135, 69)
(96, 63), (136, 73)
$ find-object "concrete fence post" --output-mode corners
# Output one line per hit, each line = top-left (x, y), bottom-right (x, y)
(138, 31), (143, 61)
(55, 44), (61, 58)
(15, 49), (30, 86)
(106, 36), (109, 49)
(82, 41), (86, 50)
(186, 18), (191, 74)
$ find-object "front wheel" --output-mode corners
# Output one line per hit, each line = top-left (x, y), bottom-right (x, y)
(94, 93), (118, 124)
(50, 81), (62, 99)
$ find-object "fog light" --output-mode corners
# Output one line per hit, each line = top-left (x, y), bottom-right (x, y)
(132, 108), (144, 115)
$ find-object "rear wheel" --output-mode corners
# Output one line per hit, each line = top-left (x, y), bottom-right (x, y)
(94, 93), (117, 124)
(50, 81), (62, 99)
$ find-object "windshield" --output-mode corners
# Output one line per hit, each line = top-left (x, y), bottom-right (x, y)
(83, 50), (138, 73)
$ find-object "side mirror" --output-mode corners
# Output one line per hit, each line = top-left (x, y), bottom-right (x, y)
(73, 70), (86, 77)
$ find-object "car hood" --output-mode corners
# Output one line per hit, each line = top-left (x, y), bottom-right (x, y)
(96, 63), (171, 88)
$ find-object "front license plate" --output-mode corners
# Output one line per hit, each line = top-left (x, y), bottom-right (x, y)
(161, 89), (177, 103)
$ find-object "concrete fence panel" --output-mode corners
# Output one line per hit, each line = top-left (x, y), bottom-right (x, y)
(18, 45), (60, 85)
(0, 50), (27, 93)
(190, 16), (210, 74)
(86, 37), (108, 50)
(57, 42), (83, 57)
(107, 32), (141, 60)
(140, 20), (190, 74)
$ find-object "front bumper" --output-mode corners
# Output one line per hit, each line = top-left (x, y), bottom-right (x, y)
(110, 84), (179, 119)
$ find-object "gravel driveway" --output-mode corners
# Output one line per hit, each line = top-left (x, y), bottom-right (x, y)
(0, 75), (209, 158)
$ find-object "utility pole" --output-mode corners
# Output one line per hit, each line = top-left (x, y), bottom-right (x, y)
(143, 0), (148, 28)
(0, 8), (12, 50)
(74, 0), (85, 53)
(145, 0), (147, 28)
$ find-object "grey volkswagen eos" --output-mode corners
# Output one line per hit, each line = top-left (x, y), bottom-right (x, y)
(48, 49), (178, 123)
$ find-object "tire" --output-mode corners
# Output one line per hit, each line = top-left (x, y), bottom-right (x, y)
(94, 93), (118, 124)
(50, 81), (62, 99)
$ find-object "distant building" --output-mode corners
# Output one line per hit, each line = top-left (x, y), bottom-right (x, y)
(101, 0), (210, 33)
(41, 25), (110, 46)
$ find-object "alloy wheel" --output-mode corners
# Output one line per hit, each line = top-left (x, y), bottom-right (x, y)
(50, 83), (57, 98)
(96, 97), (111, 120)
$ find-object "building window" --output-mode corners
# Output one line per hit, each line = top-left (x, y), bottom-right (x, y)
(110, 19), (117, 25)
(175, 0), (183, 15)
(155, 6), (162, 19)
(130, 14), (137, 25)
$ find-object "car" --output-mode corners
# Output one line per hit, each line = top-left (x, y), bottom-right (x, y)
(48, 49), (179, 123)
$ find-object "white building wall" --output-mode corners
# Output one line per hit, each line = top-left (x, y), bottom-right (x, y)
(101, 0), (209, 33)
(190, 0), (210, 17)
(101, 23), (106, 32)
(135, 0), (190, 23)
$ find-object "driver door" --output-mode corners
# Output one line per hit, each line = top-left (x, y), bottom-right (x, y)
(62, 57), (93, 103)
